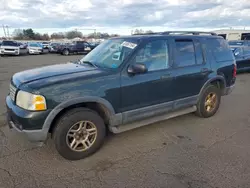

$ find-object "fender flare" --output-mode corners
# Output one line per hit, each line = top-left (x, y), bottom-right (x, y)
(199, 76), (226, 97)
(42, 96), (115, 130)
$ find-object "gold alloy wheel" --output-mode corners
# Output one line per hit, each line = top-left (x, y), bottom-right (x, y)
(204, 92), (217, 112)
(66, 121), (97, 152)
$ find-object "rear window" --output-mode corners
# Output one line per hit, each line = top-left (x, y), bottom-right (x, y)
(207, 38), (234, 62)
(2, 41), (18, 46)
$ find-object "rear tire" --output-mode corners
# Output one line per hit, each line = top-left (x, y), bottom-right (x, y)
(195, 85), (221, 118)
(53, 107), (106, 160)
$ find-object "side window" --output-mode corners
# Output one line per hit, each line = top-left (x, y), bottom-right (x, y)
(175, 40), (196, 67)
(207, 38), (234, 62)
(134, 40), (169, 72)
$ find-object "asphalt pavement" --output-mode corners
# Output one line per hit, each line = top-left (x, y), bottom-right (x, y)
(0, 54), (250, 188)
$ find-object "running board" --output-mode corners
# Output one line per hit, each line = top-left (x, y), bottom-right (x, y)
(109, 106), (197, 134)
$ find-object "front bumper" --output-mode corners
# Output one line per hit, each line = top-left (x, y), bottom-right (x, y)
(6, 96), (50, 142)
(222, 84), (235, 95)
(0, 50), (19, 55)
(29, 49), (42, 54)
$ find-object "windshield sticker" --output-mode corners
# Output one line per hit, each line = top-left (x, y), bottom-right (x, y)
(111, 64), (118, 68)
(121, 41), (137, 49)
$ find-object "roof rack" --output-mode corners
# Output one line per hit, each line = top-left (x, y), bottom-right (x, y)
(132, 32), (162, 35)
(132, 31), (217, 36)
(162, 31), (217, 36)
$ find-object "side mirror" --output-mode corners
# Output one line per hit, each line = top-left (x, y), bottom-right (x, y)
(234, 51), (240, 56)
(233, 48), (241, 56)
(128, 63), (147, 74)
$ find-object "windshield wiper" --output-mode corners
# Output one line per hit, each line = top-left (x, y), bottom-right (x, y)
(77, 59), (98, 68)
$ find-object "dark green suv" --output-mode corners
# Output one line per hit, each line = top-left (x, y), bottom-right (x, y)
(6, 31), (236, 160)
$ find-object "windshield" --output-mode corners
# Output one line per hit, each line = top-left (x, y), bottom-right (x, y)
(29, 43), (39, 47)
(2, 41), (18, 46)
(228, 41), (244, 46)
(51, 43), (59, 46)
(80, 38), (139, 69)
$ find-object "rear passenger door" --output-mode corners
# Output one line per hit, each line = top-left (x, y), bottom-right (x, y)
(172, 38), (211, 109)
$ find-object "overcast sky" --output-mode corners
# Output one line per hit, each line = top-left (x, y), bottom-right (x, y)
(1, 0), (250, 36)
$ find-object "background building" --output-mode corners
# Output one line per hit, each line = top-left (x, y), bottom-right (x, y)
(213, 29), (250, 41)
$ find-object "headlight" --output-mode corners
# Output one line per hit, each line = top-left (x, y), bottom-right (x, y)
(16, 90), (47, 111)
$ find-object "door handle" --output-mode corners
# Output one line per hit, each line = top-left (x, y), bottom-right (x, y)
(160, 74), (172, 79)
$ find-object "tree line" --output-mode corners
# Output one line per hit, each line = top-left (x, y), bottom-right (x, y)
(132, 29), (154, 35)
(12, 28), (120, 40)
(11, 28), (155, 40)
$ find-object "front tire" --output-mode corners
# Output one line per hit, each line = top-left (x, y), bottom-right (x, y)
(53, 108), (106, 160)
(195, 84), (221, 118)
(62, 49), (69, 56)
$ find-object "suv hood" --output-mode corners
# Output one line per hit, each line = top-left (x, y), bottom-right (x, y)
(1, 45), (19, 49)
(12, 62), (97, 87)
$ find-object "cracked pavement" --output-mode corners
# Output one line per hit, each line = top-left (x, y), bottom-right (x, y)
(0, 54), (250, 188)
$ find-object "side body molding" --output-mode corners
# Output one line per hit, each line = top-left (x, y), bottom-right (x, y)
(42, 96), (118, 130)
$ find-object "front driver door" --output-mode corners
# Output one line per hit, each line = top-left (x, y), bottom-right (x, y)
(120, 39), (175, 124)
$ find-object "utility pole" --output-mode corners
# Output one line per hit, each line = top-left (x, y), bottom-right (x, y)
(6, 25), (10, 38)
(2, 25), (6, 37)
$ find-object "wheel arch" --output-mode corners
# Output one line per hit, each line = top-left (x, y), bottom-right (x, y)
(43, 97), (116, 134)
(199, 76), (226, 96)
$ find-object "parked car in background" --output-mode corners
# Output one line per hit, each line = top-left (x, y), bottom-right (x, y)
(41, 42), (50, 49)
(27, 42), (44, 54)
(48, 42), (61, 53)
(40, 43), (49, 54)
(228, 40), (250, 47)
(89, 42), (100, 49)
(17, 42), (28, 50)
(6, 31), (236, 160)
(57, 41), (94, 55)
(229, 40), (250, 72)
(0, 40), (27, 56)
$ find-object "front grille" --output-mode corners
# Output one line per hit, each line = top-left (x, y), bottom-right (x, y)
(5, 49), (15, 51)
(9, 84), (17, 101)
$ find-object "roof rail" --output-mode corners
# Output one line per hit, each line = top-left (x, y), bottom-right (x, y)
(132, 32), (162, 35)
(132, 31), (217, 36)
(162, 31), (217, 36)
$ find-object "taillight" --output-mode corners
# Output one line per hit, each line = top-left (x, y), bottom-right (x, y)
(233, 64), (237, 78)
